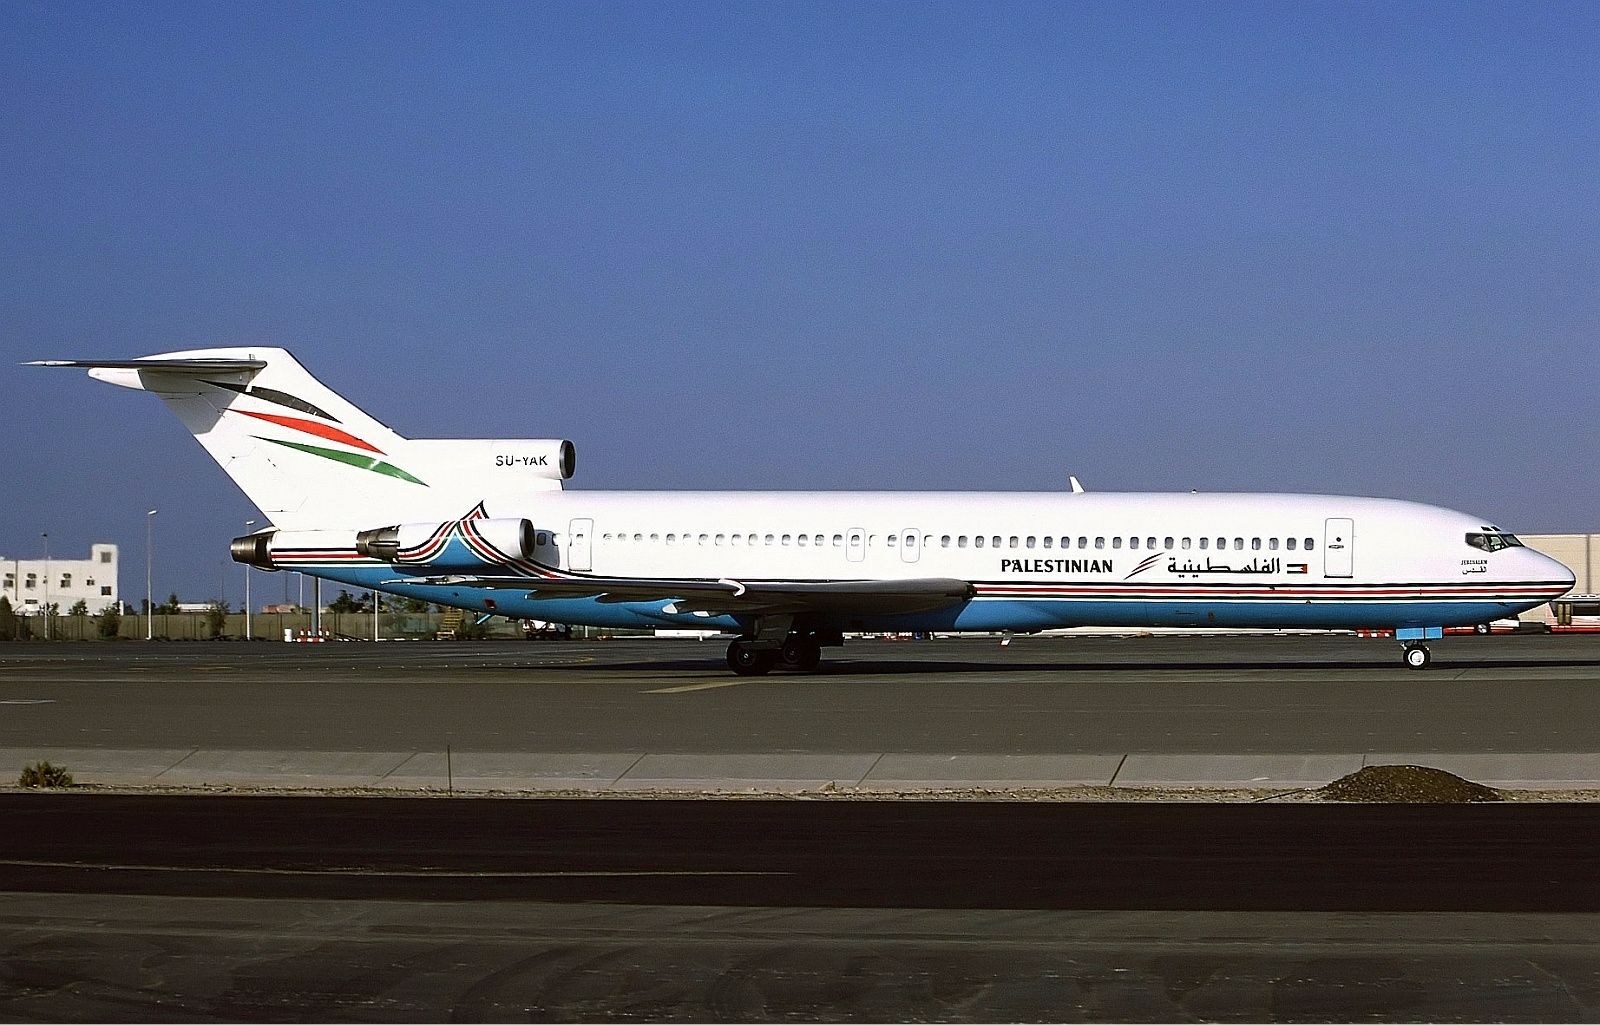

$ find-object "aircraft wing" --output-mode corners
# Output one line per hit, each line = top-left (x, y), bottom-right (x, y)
(395, 574), (974, 617)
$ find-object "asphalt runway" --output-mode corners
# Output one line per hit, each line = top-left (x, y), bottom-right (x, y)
(5, 794), (1600, 1021)
(3, 633), (1600, 755)
(9, 635), (1600, 1018)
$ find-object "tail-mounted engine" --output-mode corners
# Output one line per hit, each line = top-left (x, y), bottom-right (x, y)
(355, 518), (535, 566)
(231, 517), (537, 571)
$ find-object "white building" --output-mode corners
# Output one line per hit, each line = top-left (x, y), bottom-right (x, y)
(1, 544), (119, 615)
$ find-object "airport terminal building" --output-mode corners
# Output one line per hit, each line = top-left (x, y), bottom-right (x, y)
(1, 543), (119, 615)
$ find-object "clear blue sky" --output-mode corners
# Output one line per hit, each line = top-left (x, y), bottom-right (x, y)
(2, 1), (1596, 605)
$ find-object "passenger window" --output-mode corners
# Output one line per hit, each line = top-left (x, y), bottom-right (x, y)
(975, 536), (986, 548)
(650, 533), (659, 542)
(1147, 537), (1157, 550)
(818, 535), (827, 546)
(887, 535), (898, 546)
(941, 535), (952, 548)
(1252, 538), (1261, 550)
(1111, 537), (1122, 549)
(633, 533), (643, 542)
(1164, 537), (1174, 550)
(1026, 536), (1036, 549)
(1126, 537), (1137, 550)
(1233, 538), (1244, 551)
(1286, 537), (1296, 551)
(1215, 537), (1225, 550)
(992, 536), (1001, 548)
(1181, 538), (1191, 549)
(1009, 537), (1019, 549)
(764, 534), (775, 545)
(781, 534), (791, 546)
(1077, 536), (1087, 549)
(697, 534), (708, 544)
(1268, 538), (1279, 551)
(1042, 536), (1053, 549)
(1095, 537), (1105, 550)
(797, 535), (808, 547)
(666, 534), (676, 544)
(832, 535), (843, 547)
(958, 536), (969, 548)
(715, 534), (726, 546)
(1199, 537), (1209, 550)
(1304, 538), (1315, 551)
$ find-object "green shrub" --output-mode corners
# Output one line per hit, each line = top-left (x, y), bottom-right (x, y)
(19, 761), (72, 788)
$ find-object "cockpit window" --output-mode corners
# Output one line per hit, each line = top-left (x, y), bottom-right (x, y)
(1466, 532), (1523, 552)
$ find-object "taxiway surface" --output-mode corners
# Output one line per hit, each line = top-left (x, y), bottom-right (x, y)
(3, 634), (1600, 755)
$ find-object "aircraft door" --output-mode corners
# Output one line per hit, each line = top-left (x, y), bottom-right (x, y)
(1324, 518), (1353, 578)
(847, 527), (866, 563)
(568, 517), (593, 572)
(900, 527), (921, 564)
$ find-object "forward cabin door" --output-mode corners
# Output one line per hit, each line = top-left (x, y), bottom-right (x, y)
(1324, 518), (1354, 578)
(901, 527), (922, 564)
(567, 518), (593, 572)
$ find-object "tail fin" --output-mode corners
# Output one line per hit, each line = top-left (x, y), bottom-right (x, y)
(30, 348), (573, 529)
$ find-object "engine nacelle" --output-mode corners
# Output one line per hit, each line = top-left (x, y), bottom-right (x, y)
(230, 529), (362, 570)
(355, 518), (536, 566)
(232, 519), (535, 571)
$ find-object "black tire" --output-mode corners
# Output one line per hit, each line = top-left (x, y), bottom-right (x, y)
(727, 640), (776, 676)
(1403, 644), (1431, 670)
(1474, 623), (1491, 636)
(779, 635), (822, 671)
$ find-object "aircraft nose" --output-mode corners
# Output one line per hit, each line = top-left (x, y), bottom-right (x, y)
(1538, 549), (1577, 591)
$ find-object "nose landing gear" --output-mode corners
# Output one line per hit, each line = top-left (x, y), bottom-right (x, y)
(1396, 626), (1441, 670)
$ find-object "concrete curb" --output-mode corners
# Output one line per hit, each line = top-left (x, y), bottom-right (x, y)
(12, 747), (1600, 793)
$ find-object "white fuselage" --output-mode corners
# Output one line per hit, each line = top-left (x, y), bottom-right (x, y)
(318, 489), (1573, 634)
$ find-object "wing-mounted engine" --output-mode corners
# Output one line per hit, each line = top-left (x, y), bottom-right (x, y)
(231, 517), (538, 572)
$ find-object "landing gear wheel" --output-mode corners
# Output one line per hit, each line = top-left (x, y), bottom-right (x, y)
(780, 635), (822, 671)
(1403, 644), (1431, 670)
(1473, 623), (1491, 636)
(727, 640), (777, 676)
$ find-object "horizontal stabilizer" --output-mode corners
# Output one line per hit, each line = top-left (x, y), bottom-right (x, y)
(25, 358), (268, 373)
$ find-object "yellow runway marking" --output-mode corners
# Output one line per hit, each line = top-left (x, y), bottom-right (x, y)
(645, 679), (755, 694)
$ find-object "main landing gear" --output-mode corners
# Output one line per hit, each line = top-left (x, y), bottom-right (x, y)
(1402, 643), (1431, 670)
(726, 628), (836, 676)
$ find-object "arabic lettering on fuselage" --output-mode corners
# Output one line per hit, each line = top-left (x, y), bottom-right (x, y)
(1168, 557), (1282, 576)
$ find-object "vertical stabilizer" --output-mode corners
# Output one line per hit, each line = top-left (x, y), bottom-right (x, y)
(33, 348), (574, 528)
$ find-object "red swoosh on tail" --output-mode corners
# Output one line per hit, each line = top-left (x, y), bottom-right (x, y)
(231, 409), (384, 454)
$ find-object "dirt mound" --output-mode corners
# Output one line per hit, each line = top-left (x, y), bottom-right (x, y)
(1318, 764), (1502, 803)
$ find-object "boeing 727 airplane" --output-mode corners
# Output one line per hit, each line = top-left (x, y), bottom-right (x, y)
(32, 349), (1575, 673)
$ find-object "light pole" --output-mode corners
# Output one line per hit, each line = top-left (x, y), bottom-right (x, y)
(244, 519), (256, 641)
(41, 532), (50, 641)
(146, 509), (157, 641)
